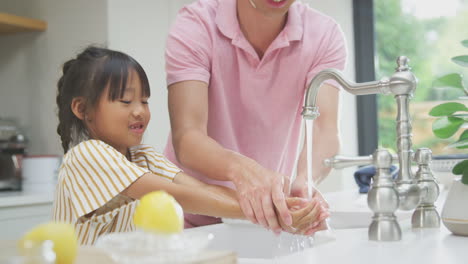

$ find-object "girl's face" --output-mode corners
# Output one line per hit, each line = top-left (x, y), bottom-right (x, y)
(86, 70), (150, 155)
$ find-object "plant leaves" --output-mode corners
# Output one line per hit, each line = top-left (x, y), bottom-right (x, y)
(452, 160), (468, 175)
(432, 117), (464, 138)
(453, 114), (468, 122)
(429, 102), (468, 117)
(449, 126), (467, 147)
(463, 167), (468, 185)
(448, 138), (468, 149)
(460, 129), (468, 140)
(462, 40), (468, 48)
(432, 73), (464, 90)
(452, 55), (468, 67)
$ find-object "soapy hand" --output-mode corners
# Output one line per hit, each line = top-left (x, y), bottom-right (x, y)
(286, 170), (330, 235)
(289, 184), (331, 236)
(279, 197), (330, 236)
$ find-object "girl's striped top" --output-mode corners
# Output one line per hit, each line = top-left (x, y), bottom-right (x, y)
(52, 139), (181, 245)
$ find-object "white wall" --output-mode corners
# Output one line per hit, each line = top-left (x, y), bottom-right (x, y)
(0, 0), (108, 155)
(108, 0), (358, 192)
(0, 0), (358, 192)
(107, 0), (192, 152)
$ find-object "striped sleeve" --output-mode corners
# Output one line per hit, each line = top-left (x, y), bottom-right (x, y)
(63, 140), (148, 217)
(130, 145), (181, 181)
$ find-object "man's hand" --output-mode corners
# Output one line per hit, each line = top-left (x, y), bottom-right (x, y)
(230, 157), (292, 234)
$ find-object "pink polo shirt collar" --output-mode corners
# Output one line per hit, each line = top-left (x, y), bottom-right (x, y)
(215, 0), (304, 59)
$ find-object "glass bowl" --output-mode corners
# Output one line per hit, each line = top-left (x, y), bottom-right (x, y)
(0, 240), (56, 264)
(95, 230), (214, 264)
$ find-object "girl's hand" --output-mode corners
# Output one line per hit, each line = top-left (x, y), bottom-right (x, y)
(290, 184), (330, 211)
(279, 197), (330, 235)
(302, 217), (329, 236)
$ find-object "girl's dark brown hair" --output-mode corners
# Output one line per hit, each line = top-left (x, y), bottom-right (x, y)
(56, 46), (150, 153)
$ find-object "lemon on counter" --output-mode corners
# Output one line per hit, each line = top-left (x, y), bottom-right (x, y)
(133, 191), (184, 234)
(18, 222), (77, 264)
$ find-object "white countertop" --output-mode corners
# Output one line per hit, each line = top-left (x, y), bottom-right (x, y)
(267, 221), (466, 264)
(0, 191), (54, 207)
(253, 189), (462, 264)
(198, 188), (463, 264)
(197, 218), (466, 264)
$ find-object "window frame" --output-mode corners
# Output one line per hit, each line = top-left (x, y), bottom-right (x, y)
(353, 0), (379, 155)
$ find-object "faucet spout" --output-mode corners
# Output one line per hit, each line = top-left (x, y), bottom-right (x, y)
(302, 56), (421, 211)
(302, 68), (391, 119)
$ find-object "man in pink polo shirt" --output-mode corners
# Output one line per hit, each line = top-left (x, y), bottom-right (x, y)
(164, 0), (347, 234)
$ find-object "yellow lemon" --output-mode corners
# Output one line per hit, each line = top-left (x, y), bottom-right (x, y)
(133, 191), (184, 234)
(18, 222), (77, 264)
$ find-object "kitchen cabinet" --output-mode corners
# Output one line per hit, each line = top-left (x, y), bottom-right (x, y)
(0, 192), (53, 240)
(0, 13), (47, 35)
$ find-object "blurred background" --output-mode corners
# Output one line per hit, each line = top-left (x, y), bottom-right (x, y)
(1, 0), (467, 192)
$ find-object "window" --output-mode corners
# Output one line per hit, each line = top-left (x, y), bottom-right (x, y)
(354, 0), (468, 155)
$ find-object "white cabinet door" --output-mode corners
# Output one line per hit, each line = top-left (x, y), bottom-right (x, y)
(0, 202), (53, 240)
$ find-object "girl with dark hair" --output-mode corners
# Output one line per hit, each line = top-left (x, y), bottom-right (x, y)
(52, 46), (329, 245)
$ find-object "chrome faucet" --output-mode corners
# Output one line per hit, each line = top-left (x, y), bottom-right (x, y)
(303, 57), (440, 241)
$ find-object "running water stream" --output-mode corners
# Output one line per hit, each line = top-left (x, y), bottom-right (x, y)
(305, 119), (334, 234)
(274, 118), (334, 263)
(274, 119), (314, 263)
(305, 119), (314, 200)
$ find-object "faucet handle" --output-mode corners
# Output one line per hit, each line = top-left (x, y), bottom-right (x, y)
(324, 154), (399, 170)
(373, 148), (393, 169)
(368, 149), (402, 241)
(412, 147), (441, 228)
(414, 148), (437, 185)
(414, 147), (432, 166)
(323, 155), (372, 169)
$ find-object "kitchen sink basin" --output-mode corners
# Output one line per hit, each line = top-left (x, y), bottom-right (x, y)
(187, 220), (334, 263)
(188, 189), (415, 263)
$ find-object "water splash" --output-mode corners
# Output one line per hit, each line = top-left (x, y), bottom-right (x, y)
(273, 233), (314, 263)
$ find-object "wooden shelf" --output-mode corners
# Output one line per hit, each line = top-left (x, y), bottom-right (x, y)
(0, 13), (47, 35)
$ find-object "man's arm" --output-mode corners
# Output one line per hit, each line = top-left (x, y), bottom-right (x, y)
(167, 80), (292, 232)
(168, 80), (235, 181)
(291, 22), (346, 195)
(291, 83), (341, 198)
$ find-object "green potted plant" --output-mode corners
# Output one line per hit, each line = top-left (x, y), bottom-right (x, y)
(429, 39), (468, 236)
